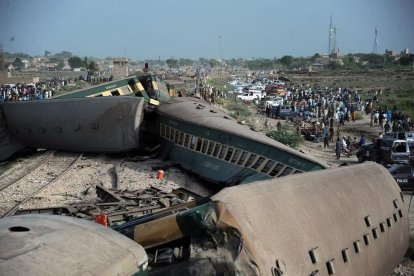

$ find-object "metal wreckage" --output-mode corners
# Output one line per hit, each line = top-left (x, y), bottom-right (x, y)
(0, 73), (410, 275)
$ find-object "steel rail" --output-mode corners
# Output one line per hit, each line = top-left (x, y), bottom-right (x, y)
(2, 153), (83, 217)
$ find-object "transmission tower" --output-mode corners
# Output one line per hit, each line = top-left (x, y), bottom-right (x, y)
(328, 15), (333, 54)
(373, 27), (379, 53)
(219, 35), (223, 61)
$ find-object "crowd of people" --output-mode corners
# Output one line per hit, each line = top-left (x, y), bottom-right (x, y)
(255, 83), (412, 160)
(0, 75), (100, 102)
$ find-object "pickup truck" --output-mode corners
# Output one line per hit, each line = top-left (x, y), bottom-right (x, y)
(236, 91), (264, 102)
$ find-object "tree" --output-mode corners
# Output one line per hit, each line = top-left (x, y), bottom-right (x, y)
(166, 58), (178, 68)
(399, 55), (414, 66)
(310, 53), (321, 62)
(280, 55), (294, 68)
(326, 61), (342, 70)
(179, 58), (193, 66)
(209, 59), (220, 68)
(87, 60), (98, 75)
(57, 60), (65, 70)
(68, 56), (83, 69)
(13, 57), (24, 70)
(0, 50), (4, 71)
(53, 51), (72, 59)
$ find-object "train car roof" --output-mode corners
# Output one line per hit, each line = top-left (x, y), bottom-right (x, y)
(0, 214), (147, 275)
(158, 97), (328, 168)
(211, 162), (408, 275)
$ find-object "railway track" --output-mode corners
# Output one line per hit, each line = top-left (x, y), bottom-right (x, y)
(0, 152), (82, 217)
(0, 150), (56, 192)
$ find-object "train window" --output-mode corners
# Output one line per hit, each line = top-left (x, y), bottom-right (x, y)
(380, 222), (386, 232)
(201, 140), (209, 154)
(231, 149), (242, 163)
(252, 156), (265, 170)
(393, 213), (398, 222)
(160, 124), (166, 137)
(363, 233), (370, 245)
(353, 240), (360, 253)
(184, 134), (190, 148)
(279, 166), (293, 177)
(372, 227), (378, 239)
(225, 147), (234, 161)
(269, 163), (284, 176)
(386, 217), (392, 227)
(178, 132), (184, 145)
(245, 154), (257, 167)
(207, 141), (215, 155)
(175, 130), (180, 144)
(292, 170), (303, 174)
(111, 89), (121, 96)
(171, 129), (176, 141)
(261, 160), (275, 173)
(237, 151), (249, 165)
(166, 126), (171, 139)
(219, 146), (228, 159)
(342, 248), (349, 263)
(196, 138), (203, 152)
(190, 136), (198, 150)
(326, 259), (335, 275)
(212, 144), (221, 157)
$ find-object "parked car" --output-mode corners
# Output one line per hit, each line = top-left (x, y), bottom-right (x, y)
(388, 163), (414, 191)
(356, 143), (376, 163)
(381, 139), (410, 165)
(356, 139), (410, 165)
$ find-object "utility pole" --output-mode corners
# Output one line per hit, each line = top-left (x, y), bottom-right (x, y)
(328, 15), (333, 54)
(219, 35), (223, 61)
(373, 27), (378, 54)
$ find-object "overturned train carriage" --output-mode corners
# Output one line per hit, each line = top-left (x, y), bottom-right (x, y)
(158, 97), (328, 186)
(0, 97), (144, 154)
(122, 163), (409, 275)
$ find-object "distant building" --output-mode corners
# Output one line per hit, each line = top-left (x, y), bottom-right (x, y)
(113, 57), (128, 80)
(400, 49), (411, 56)
(385, 49), (399, 57)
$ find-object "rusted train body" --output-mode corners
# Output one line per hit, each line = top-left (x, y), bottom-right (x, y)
(121, 163), (409, 275)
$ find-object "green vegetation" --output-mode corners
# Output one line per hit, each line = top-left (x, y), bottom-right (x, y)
(206, 77), (228, 92)
(68, 56), (83, 68)
(266, 125), (304, 148)
(12, 57), (24, 70)
(166, 59), (178, 68)
(375, 88), (414, 119)
(225, 102), (251, 120)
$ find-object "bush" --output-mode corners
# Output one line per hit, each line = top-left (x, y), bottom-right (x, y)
(225, 102), (251, 119)
(266, 125), (304, 148)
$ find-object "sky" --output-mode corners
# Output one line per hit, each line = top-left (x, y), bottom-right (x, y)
(1, 0), (413, 60)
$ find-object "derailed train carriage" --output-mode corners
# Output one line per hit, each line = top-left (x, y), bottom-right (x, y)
(0, 72), (169, 161)
(118, 163), (409, 275)
(157, 97), (328, 186)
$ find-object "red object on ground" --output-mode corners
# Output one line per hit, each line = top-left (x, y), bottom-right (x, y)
(95, 214), (108, 227)
(156, 170), (165, 180)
